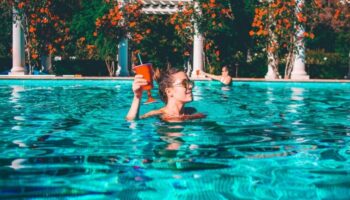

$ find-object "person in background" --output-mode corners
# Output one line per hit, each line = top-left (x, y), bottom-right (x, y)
(126, 67), (206, 122)
(202, 66), (232, 85)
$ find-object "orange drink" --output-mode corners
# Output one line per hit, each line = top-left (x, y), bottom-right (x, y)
(133, 63), (153, 90)
(133, 63), (156, 104)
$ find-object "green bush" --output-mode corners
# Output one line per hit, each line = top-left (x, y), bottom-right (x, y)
(53, 60), (108, 76)
(0, 57), (11, 73)
(306, 49), (348, 79)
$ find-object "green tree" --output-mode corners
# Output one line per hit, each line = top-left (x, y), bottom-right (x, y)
(0, 5), (11, 58)
(1, 0), (71, 74)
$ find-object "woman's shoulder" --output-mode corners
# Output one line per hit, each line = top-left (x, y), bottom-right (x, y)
(161, 113), (206, 123)
(140, 108), (165, 119)
(160, 108), (206, 122)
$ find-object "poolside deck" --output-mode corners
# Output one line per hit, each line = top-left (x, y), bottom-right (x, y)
(0, 75), (350, 83)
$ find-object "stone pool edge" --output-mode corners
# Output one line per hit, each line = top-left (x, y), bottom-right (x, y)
(0, 75), (350, 83)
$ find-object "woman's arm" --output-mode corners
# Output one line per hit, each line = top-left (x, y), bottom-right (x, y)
(125, 74), (148, 121)
(203, 72), (222, 81)
(126, 96), (141, 121)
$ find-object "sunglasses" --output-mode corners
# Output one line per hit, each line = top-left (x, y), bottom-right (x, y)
(173, 79), (195, 89)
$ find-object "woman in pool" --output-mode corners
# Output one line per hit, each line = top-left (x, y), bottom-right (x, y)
(202, 66), (232, 85)
(126, 67), (206, 122)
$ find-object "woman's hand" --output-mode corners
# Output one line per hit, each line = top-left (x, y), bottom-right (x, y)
(132, 74), (148, 98)
(202, 72), (211, 79)
(201, 71), (208, 77)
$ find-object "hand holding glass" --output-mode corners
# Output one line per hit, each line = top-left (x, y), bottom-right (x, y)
(133, 63), (156, 104)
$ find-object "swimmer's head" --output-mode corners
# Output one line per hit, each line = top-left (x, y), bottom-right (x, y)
(155, 67), (193, 103)
(221, 66), (229, 76)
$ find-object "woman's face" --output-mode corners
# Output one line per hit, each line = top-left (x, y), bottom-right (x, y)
(167, 71), (193, 103)
(221, 67), (229, 76)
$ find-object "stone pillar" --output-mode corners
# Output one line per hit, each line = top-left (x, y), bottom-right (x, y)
(192, 32), (204, 77)
(291, 0), (309, 80)
(10, 7), (26, 75)
(118, 37), (129, 76)
(265, 63), (277, 79)
(191, 2), (204, 77)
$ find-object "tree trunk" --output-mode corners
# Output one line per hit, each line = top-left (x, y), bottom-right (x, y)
(205, 55), (213, 73)
(105, 58), (115, 77)
(347, 50), (350, 79)
(267, 40), (280, 79)
(284, 36), (296, 79)
(235, 64), (239, 78)
(265, 6), (280, 79)
(284, 49), (295, 79)
(41, 53), (53, 74)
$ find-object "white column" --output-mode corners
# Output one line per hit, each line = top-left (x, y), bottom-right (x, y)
(10, 7), (26, 75)
(191, 2), (204, 77)
(265, 63), (277, 79)
(291, 0), (309, 80)
(191, 32), (204, 77)
(118, 37), (129, 76)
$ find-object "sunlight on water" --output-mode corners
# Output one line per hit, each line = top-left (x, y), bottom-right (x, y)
(0, 80), (349, 199)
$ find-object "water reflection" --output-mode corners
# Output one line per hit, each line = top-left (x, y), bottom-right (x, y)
(10, 86), (26, 132)
(192, 83), (203, 101)
(288, 87), (305, 114)
(10, 85), (25, 104)
(120, 120), (231, 171)
(1, 81), (349, 199)
(265, 87), (275, 103)
(221, 85), (231, 91)
(153, 121), (231, 169)
(291, 87), (305, 101)
(155, 124), (185, 157)
(9, 158), (27, 170)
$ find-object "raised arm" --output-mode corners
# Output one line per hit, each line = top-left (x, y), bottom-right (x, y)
(202, 72), (222, 81)
(125, 74), (148, 121)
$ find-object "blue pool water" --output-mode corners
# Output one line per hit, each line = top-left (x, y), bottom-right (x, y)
(0, 80), (349, 199)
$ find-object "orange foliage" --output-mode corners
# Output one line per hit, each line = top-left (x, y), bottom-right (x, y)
(11, 0), (70, 63)
(18, 2), (25, 9)
(95, 0), (143, 44)
(31, 54), (38, 59)
(250, 0), (318, 52)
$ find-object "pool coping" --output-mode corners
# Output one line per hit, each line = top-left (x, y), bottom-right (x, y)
(0, 75), (350, 83)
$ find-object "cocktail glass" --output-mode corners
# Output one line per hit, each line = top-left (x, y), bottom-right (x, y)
(133, 63), (156, 104)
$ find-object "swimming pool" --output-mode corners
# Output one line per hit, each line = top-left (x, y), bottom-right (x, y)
(0, 80), (349, 199)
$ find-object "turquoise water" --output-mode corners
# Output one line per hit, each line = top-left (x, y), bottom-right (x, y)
(0, 80), (349, 199)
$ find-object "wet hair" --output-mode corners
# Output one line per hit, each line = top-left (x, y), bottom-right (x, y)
(154, 67), (183, 103)
(222, 66), (231, 76)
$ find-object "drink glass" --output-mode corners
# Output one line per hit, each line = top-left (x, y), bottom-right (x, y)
(133, 63), (156, 104)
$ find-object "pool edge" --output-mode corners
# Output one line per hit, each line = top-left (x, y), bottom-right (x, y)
(0, 75), (349, 83)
